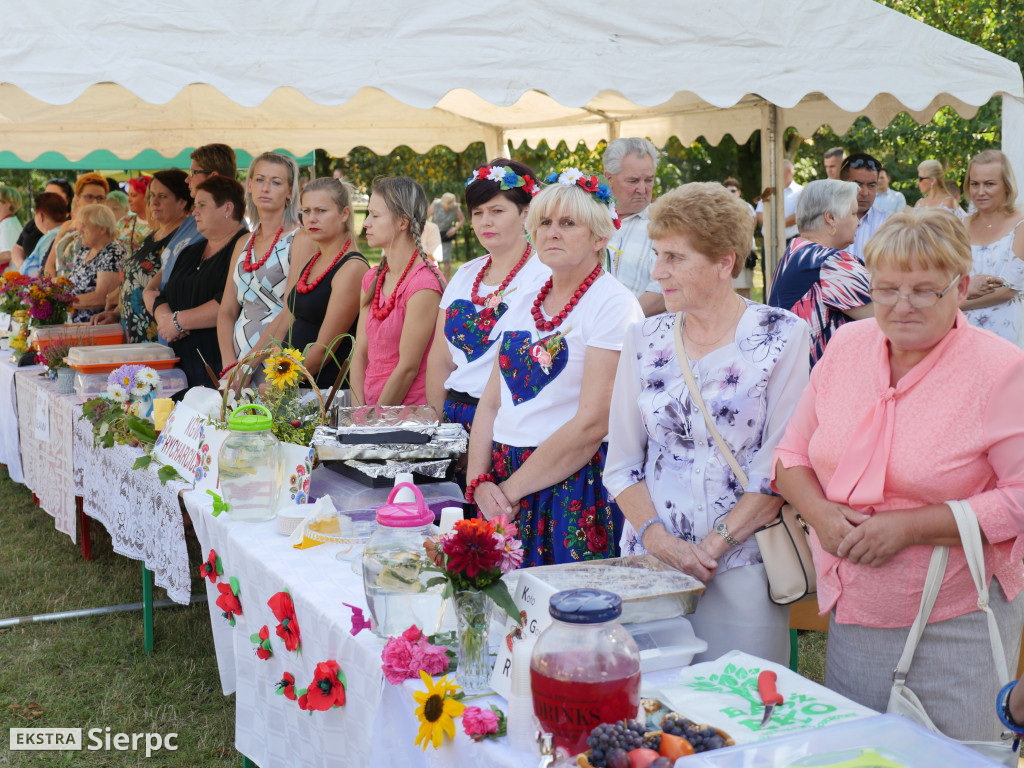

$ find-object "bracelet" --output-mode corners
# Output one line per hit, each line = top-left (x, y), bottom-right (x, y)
(465, 472), (495, 505)
(997, 681), (1024, 733)
(219, 362), (237, 379)
(172, 311), (185, 335)
(636, 517), (666, 547)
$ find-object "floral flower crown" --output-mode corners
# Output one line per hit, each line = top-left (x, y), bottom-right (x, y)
(543, 168), (621, 229)
(465, 165), (540, 197)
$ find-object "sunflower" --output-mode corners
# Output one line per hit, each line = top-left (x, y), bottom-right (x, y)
(412, 670), (465, 750)
(263, 352), (302, 390)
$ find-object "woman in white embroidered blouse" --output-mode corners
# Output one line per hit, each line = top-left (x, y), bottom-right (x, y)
(604, 182), (810, 665)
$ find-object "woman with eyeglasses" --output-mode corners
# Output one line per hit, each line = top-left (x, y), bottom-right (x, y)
(960, 149), (1024, 346)
(44, 173), (110, 278)
(913, 159), (959, 212)
(774, 209), (1024, 742)
(768, 180), (873, 366)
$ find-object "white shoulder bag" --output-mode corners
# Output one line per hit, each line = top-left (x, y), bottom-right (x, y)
(887, 498), (1018, 765)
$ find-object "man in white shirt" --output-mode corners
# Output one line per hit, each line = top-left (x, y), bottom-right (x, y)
(840, 152), (890, 261)
(755, 159), (802, 245)
(824, 147), (845, 180)
(603, 137), (664, 316)
(872, 168), (907, 214)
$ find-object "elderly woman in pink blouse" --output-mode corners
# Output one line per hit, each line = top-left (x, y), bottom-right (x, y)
(773, 209), (1024, 742)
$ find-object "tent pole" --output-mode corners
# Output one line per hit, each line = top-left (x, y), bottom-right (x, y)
(759, 102), (785, 289)
(1002, 94), (1024, 210)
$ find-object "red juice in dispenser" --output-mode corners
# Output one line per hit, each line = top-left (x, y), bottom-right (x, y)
(530, 589), (641, 756)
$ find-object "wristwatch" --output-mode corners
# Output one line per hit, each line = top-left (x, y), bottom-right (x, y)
(715, 520), (739, 547)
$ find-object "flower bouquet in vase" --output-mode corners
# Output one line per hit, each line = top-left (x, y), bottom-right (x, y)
(425, 517), (523, 692)
(0, 271), (31, 336)
(80, 365), (161, 450)
(35, 337), (75, 392)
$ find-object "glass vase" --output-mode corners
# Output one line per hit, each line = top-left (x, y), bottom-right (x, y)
(453, 589), (492, 693)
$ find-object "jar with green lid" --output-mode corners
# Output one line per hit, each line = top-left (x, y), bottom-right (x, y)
(218, 404), (282, 522)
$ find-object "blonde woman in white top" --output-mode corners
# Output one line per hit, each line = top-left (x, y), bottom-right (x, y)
(913, 159), (958, 211)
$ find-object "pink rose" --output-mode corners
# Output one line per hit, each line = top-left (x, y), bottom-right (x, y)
(381, 637), (417, 684)
(402, 625), (423, 643)
(462, 706), (499, 740)
(536, 349), (552, 367)
(418, 642), (452, 676)
(485, 293), (501, 309)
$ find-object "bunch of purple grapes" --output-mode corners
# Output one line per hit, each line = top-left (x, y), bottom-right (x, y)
(585, 720), (646, 767)
(661, 714), (728, 752)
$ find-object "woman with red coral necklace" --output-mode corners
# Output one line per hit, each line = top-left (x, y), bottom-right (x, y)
(268, 178), (368, 388)
(350, 177), (445, 406)
(217, 152), (304, 378)
(426, 159), (549, 432)
(466, 170), (643, 566)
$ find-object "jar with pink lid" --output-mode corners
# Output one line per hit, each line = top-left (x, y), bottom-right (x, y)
(361, 482), (444, 638)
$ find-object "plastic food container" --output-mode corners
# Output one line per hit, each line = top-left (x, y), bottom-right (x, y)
(68, 342), (178, 372)
(531, 589), (642, 757)
(308, 466), (462, 518)
(74, 367), (188, 398)
(30, 323), (124, 353)
(218, 404), (282, 523)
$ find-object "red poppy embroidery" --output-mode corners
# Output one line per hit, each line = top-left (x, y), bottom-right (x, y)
(268, 590), (301, 652)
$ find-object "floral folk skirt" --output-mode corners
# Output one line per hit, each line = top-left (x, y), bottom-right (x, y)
(491, 442), (622, 567)
(443, 400), (477, 434)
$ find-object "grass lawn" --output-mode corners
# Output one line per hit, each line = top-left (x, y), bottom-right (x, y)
(0, 448), (824, 766)
(0, 466), (234, 767)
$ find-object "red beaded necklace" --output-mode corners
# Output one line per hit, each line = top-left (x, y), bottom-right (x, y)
(531, 263), (603, 331)
(243, 226), (284, 273)
(296, 239), (353, 295)
(372, 251), (419, 321)
(470, 242), (532, 306)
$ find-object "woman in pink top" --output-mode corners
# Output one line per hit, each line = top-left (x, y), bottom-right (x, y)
(774, 209), (1024, 742)
(350, 177), (445, 406)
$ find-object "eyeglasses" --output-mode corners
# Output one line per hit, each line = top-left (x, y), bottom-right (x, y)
(841, 157), (882, 173)
(917, 176), (929, 182)
(189, 169), (210, 178)
(79, 193), (107, 203)
(869, 273), (960, 308)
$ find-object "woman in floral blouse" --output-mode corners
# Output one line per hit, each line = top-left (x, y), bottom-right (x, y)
(604, 182), (809, 665)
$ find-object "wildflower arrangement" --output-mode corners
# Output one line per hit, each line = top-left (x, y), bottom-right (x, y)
(18, 276), (76, 326)
(105, 364), (160, 405)
(0, 271), (32, 315)
(425, 516), (523, 621)
(79, 398), (157, 450)
(381, 625), (455, 684)
(219, 345), (326, 445)
(35, 338), (73, 377)
(544, 167), (621, 229)
(412, 671), (466, 750)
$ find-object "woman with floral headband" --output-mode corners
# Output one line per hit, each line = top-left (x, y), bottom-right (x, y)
(426, 159), (549, 433)
(466, 169), (644, 566)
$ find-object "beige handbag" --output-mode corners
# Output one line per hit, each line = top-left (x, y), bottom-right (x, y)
(673, 314), (816, 605)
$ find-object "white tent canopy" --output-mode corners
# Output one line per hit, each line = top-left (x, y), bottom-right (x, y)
(3, 0), (1022, 266)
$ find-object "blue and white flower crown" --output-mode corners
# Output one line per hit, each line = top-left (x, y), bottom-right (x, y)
(543, 168), (621, 229)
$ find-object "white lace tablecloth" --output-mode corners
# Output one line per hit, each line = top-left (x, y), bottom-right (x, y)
(184, 491), (539, 768)
(16, 370), (80, 541)
(0, 358), (38, 483)
(73, 416), (193, 604)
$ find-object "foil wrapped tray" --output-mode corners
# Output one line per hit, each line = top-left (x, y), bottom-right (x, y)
(342, 459), (451, 480)
(505, 555), (705, 621)
(311, 423), (468, 461)
(330, 404), (440, 432)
